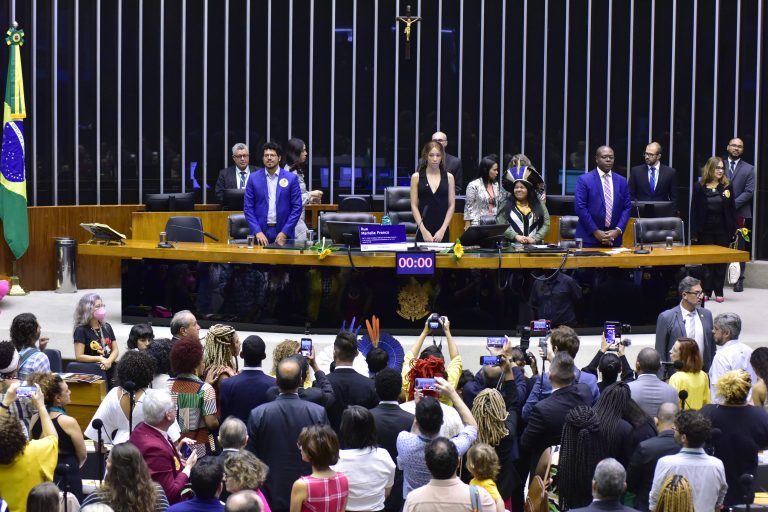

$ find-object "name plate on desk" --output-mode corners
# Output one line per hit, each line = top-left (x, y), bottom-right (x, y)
(359, 225), (407, 251)
(396, 252), (436, 275)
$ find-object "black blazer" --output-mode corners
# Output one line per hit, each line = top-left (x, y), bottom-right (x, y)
(628, 164), (678, 203)
(626, 430), (680, 511)
(689, 181), (736, 239)
(218, 369), (276, 424)
(214, 165), (252, 203)
(445, 152), (463, 193)
(322, 368), (379, 432)
(265, 370), (336, 408)
(371, 403), (415, 512)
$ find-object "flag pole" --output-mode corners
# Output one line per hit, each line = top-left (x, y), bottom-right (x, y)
(8, 259), (26, 295)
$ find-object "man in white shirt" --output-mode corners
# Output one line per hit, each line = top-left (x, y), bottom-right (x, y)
(709, 312), (756, 402)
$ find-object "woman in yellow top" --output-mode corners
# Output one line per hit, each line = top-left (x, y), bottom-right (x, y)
(668, 337), (710, 409)
(401, 316), (462, 405)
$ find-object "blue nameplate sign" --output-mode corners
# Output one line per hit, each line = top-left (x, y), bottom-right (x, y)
(396, 252), (436, 275)
(359, 224), (407, 251)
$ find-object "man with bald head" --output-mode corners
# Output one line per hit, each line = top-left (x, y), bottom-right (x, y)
(628, 142), (678, 203)
(432, 131), (463, 193)
(726, 137), (755, 292)
(574, 145), (632, 247)
(246, 358), (329, 512)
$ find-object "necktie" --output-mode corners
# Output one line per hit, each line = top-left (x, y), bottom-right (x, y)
(728, 161), (736, 180)
(239, 171), (247, 189)
(649, 167), (656, 193)
(602, 173), (613, 227)
(686, 312), (695, 339)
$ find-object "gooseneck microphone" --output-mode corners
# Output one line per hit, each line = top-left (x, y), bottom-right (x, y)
(158, 224), (220, 248)
(633, 203), (650, 254)
(741, 473), (755, 511)
(56, 463), (71, 512)
(678, 389), (689, 410)
(409, 204), (431, 251)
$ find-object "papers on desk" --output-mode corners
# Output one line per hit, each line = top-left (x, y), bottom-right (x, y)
(60, 373), (103, 384)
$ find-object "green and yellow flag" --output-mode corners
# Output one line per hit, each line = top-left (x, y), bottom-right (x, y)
(0, 25), (28, 259)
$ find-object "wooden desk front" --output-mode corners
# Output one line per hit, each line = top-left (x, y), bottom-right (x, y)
(67, 379), (107, 432)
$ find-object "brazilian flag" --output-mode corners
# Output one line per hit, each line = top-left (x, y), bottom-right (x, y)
(0, 25), (28, 260)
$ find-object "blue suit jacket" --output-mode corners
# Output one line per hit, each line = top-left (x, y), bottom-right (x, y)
(243, 168), (303, 238)
(574, 169), (632, 247)
(218, 369), (276, 424)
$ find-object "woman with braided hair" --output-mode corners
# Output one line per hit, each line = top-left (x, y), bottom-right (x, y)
(556, 405), (605, 511)
(655, 474), (694, 512)
(593, 382), (656, 467)
(202, 323), (240, 397)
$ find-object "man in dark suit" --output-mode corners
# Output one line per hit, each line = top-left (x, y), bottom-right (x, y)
(244, 140), (303, 245)
(628, 142), (677, 203)
(520, 352), (592, 473)
(726, 137), (755, 292)
(626, 403), (681, 511)
(246, 358), (329, 512)
(432, 131), (463, 193)
(265, 351), (336, 407)
(655, 276), (715, 371)
(574, 145), (632, 247)
(370, 368), (415, 512)
(130, 390), (198, 504)
(215, 142), (253, 203)
(219, 335), (275, 424)
(570, 458), (636, 512)
(322, 331), (379, 432)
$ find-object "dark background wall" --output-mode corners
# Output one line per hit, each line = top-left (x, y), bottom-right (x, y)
(2, 0), (767, 257)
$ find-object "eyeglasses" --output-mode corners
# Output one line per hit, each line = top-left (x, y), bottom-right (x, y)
(715, 166), (725, 170)
(684, 290), (704, 297)
(643, 152), (660, 157)
(233, 154), (250, 159)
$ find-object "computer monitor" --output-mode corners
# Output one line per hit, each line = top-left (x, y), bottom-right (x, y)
(144, 192), (196, 212)
(558, 169), (584, 194)
(632, 200), (676, 218)
(459, 223), (509, 247)
(222, 189), (246, 211)
(546, 195), (575, 216)
(325, 221), (379, 246)
(338, 167), (363, 188)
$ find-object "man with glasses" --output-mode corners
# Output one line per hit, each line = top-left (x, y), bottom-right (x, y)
(628, 142), (678, 204)
(215, 143), (253, 203)
(655, 276), (715, 372)
(725, 137), (755, 292)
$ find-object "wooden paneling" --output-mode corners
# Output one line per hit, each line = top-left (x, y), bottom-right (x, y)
(67, 379), (108, 432)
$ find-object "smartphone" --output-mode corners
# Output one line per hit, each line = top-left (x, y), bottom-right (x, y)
(180, 443), (193, 459)
(15, 386), (37, 398)
(539, 339), (548, 359)
(530, 319), (552, 335)
(480, 355), (502, 366)
(300, 338), (313, 357)
(415, 378), (437, 391)
(604, 321), (621, 345)
(486, 336), (506, 348)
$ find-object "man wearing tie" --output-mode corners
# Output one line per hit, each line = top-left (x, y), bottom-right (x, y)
(574, 145), (632, 247)
(726, 137), (755, 292)
(628, 142), (678, 204)
(214, 143), (253, 203)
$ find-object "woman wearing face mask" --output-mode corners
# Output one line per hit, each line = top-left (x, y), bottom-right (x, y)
(73, 292), (120, 387)
(497, 167), (549, 245)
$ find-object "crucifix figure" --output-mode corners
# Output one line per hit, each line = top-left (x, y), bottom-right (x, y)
(396, 5), (421, 60)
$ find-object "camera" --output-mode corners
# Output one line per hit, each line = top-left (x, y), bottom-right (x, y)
(428, 313), (442, 330)
(519, 326), (532, 351)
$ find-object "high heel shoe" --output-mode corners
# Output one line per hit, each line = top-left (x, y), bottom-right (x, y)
(715, 296), (725, 303)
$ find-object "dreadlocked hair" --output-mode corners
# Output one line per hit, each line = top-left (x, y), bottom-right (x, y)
(655, 474), (694, 512)
(471, 388), (509, 447)
(203, 324), (239, 372)
(405, 355), (445, 401)
(558, 406), (605, 511)
(593, 381), (630, 458)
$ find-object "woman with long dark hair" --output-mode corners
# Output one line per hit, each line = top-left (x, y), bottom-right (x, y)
(410, 141), (456, 243)
(285, 138), (323, 243)
(593, 382), (656, 467)
(557, 406), (605, 510)
(497, 171), (549, 245)
(464, 154), (504, 229)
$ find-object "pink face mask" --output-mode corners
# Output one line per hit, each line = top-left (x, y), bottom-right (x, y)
(94, 307), (107, 322)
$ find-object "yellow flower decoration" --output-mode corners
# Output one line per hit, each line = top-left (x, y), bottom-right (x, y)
(724, 189), (731, 198)
(318, 248), (332, 260)
(452, 240), (464, 260)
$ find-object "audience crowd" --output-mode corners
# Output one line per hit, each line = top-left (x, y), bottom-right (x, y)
(0, 277), (765, 512)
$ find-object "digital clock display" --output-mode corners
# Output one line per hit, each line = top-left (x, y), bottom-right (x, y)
(395, 252), (436, 275)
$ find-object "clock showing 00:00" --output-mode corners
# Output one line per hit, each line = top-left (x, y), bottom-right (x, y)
(395, 252), (436, 276)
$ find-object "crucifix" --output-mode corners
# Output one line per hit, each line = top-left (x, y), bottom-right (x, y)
(396, 5), (421, 60)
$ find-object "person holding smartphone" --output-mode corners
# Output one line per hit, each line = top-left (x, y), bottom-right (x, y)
(581, 332), (635, 392)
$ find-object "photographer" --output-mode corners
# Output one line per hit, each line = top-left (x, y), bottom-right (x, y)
(461, 341), (530, 414)
(581, 334), (635, 392)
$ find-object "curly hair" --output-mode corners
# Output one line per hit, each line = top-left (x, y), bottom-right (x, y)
(147, 338), (173, 376)
(405, 355), (446, 401)
(26, 372), (64, 406)
(0, 341), (17, 373)
(170, 336), (204, 375)
(715, 369), (751, 404)
(271, 339), (299, 374)
(466, 443), (500, 481)
(101, 442), (157, 512)
(73, 292), (102, 327)
(10, 313), (39, 350)
(117, 351), (156, 389)
(222, 450), (270, 492)
(674, 410), (712, 448)
(471, 389), (509, 447)
(0, 414), (28, 464)
(204, 324), (239, 372)
(655, 474), (694, 512)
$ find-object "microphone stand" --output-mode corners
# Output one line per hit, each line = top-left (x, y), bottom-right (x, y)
(123, 381), (137, 434)
(58, 463), (70, 512)
(91, 419), (105, 486)
(157, 224), (220, 248)
(633, 203), (650, 254)
(409, 204), (430, 251)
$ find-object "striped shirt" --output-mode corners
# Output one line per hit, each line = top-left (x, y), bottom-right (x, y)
(168, 375), (217, 454)
(17, 348), (50, 380)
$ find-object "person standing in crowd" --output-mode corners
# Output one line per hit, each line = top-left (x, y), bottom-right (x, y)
(222, 450), (270, 512)
(73, 293), (119, 385)
(574, 145), (632, 247)
(290, 425), (349, 512)
(202, 324), (241, 398)
(750, 347), (768, 409)
(431, 131), (463, 193)
(628, 142), (678, 203)
(215, 143), (254, 203)
(26, 372), (86, 501)
(10, 313), (50, 380)
(726, 137), (755, 293)
(653, 474), (694, 512)
(593, 382), (656, 468)
(557, 407), (606, 511)
(649, 410), (727, 512)
(690, 156), (736, 302)
(148, 338), (174, 391)
(655, 276), (715, 372)
(581, 335), (635, 392)
(708, 312), (756, 403)
(284, 138), (323, 243)
(569, 458), (636, 512)
(410, 140), (456, 243)
(168, 458), (226, 512)
(127, 323), (155, 351)
(169, 310), (201, 342)
(465, 444), (505, 512)
(627, 348), (678, 418)
(220, 335), (275, 424)
(464, 154), (503, 229)
(497, 169), (550, 245)
(701, 369), (768, 508)
(226, 491), (264, 512)
(668, 338), (710, 410)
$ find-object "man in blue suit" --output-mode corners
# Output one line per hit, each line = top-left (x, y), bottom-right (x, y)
(574, 145), (632, 248)
(244, 140), (303, 245)
(219, 335), (275, 424)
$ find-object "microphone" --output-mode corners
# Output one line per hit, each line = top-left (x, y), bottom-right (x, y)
(158, 225), (220, 248)
(122, 381), (137, 434)
(741, 473), (755, 508)
(409, 204), (430, 251)
(56, 463), (71, 512)
(91, 418), (106, 485)
(661, 360), (684, 369)
(633, 205), (650, 254)
(678, 389), (689, 410)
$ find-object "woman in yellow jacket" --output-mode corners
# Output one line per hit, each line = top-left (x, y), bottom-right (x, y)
(668, 337), (710, 409)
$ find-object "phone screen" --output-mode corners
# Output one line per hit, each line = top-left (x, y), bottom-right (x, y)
(604, 322), (620, 344)
(300, 338), (313, 357)
(480, 355), (502, 366)
(16, 386), (37, 398)
(486, 336), (506, 348)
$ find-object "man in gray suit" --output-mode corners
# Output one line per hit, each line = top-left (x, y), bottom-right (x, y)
(627, 347), (678, 417)
(655, 276), (715, 372)
(726, 137), (755, 292)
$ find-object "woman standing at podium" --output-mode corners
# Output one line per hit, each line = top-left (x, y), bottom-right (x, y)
(410, 141), (455, 243)
(285, 138), (323, 243)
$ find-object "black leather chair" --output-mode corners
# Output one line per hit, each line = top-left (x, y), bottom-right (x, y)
(165, 216), (204, 243)
(66, 361), (108, 381)
(228, 214), (250, 244)
(339, 195), (371, 212)
(44, 348), (63, 373)
(634, 217), (685, 245)
(558, 215), (579, 248)
(318, 212), (377, 239)
(384, 187), (416, 235)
